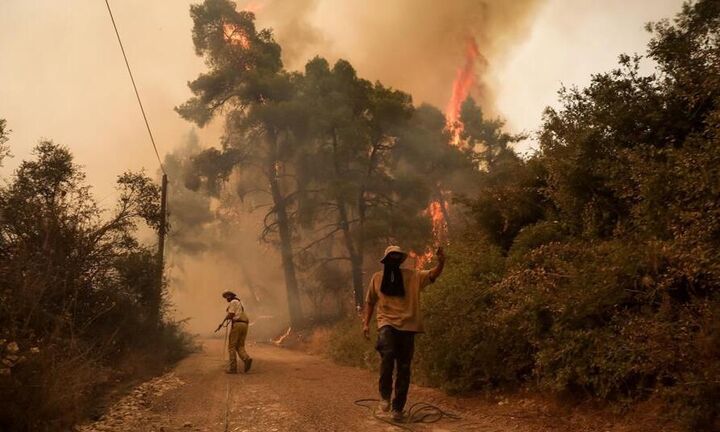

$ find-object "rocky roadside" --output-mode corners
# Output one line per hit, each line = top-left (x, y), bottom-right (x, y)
(75, 372), (188, 432)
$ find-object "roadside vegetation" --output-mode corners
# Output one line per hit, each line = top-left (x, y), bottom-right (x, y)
(4, 0), (715, 430)
(324, 1), (720, 430)
(0, 138), (194, 431)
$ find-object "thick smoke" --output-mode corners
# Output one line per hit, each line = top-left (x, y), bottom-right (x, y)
(248, 0), (545, 113)
(166, 0), (546, 332)
(164, 131), (288, 335)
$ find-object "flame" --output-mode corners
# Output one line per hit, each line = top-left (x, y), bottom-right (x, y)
(272, 326), (292, 345)
(223, 0), (266, 47)
(428, 200), (448, 243)
(412, 197), (449, 269)
(414, 38), (480, 264)
(445, 36), (479, 147)
(409, 250), (432, 269)
(223, 22), (251, 49)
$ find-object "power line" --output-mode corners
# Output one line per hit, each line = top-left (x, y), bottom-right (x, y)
(103, 0), (166, 175)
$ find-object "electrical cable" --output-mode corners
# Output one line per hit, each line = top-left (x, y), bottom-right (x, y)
(103, 0), (166, 175)
(221, 322), (229, 361)
(354, 398), (461, 431)
(224, 379), (230, 432)
(223, 324), (230, 432)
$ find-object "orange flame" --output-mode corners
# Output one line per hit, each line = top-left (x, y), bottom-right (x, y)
(428, 200), (448, 243)
(223, 23), (251, 49)
(445, 37), (479, 147)
(412, 198), (449, 269)
(414, 38), (480, 265)
(409, 250), (432, 269)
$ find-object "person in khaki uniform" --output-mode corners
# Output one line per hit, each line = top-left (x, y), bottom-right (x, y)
(362, 245), (445, 421)
(216, 291), (253, 374)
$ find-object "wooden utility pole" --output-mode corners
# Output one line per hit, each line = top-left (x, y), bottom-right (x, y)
(152, 173), (168, 326)
(158, 173), (168, 268)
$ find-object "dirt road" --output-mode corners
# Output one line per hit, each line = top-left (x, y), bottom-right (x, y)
(77, 339), (676, 432)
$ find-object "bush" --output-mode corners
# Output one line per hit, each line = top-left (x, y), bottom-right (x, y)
(414, 237), (528, 393)
(0, 341), (103, 431)
(0, 321), (195, 431)
(326, 315), (377, 371)
(0, 142), (194, 431)
(508, 221), (566, 262)
(416, 234), (720, 428)
(320, 2), (720, 430)
(321, 231), (720, 429)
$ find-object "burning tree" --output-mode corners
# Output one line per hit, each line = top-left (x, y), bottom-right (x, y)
(446, 37), (481, 148)
(175, 1), (516, 320)
(409, 32), (522, 262)
(176, 0), (305, 325)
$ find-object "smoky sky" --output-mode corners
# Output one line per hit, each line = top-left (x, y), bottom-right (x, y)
(257, 0), (686, 131)
(0, 0), (686, 331)
(256, 0), (544, 113)
(0, 0), (685, 199)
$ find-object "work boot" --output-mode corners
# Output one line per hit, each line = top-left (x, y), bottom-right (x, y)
(391, 410), (405, 423)
(378, 399), (391, 413)
(243, 358), (253, 373)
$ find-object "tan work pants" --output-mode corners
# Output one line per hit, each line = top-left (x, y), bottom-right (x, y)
(228, 322), (250, 371)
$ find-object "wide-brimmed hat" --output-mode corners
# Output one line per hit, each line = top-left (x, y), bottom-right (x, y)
(380, 245), (407, 263)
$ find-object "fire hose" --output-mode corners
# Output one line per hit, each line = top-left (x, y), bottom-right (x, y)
(354, 398), (461, 431)
(216, 322), (230, 432)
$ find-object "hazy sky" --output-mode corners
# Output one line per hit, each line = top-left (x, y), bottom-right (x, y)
(0, 0), (685, 201)
(494, 0), (685, 147)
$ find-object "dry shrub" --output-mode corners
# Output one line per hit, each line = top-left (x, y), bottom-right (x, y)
(326, 315), (378, 371)
(1, 342), (104, 431)
(413, 235), (720, 430)
(0, 142), (196, 431)
(305, 326), (332, 355)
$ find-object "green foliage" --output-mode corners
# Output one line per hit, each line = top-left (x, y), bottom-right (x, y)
(0, 140), (193, 431)
(178, 0), (312, 325)
(326, 238), (720, 429)
(422, 1), (720, 429)
(414, 238), (517, 393)
(326, 315), (377, 371)
(508, 220), (566, 262)
(459, 153), (548, 250)
(176, 1), (481, 315)
(460, 97), (518, 168)
(324, 2), (720, 429)
(0, 118), (10, 166)
(296, 55), (429, 258)
(178, 0), (282, 126)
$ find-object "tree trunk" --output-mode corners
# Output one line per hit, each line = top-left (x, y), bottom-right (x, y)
(267, 132), (303, 327)
(331, 129), (365, 310)
(336, 200), (364, 310)
(354, 137), (382, 308)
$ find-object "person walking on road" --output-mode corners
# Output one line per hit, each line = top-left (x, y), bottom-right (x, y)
(362, 245), (445, 421)
(217, 291), (253, 374)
